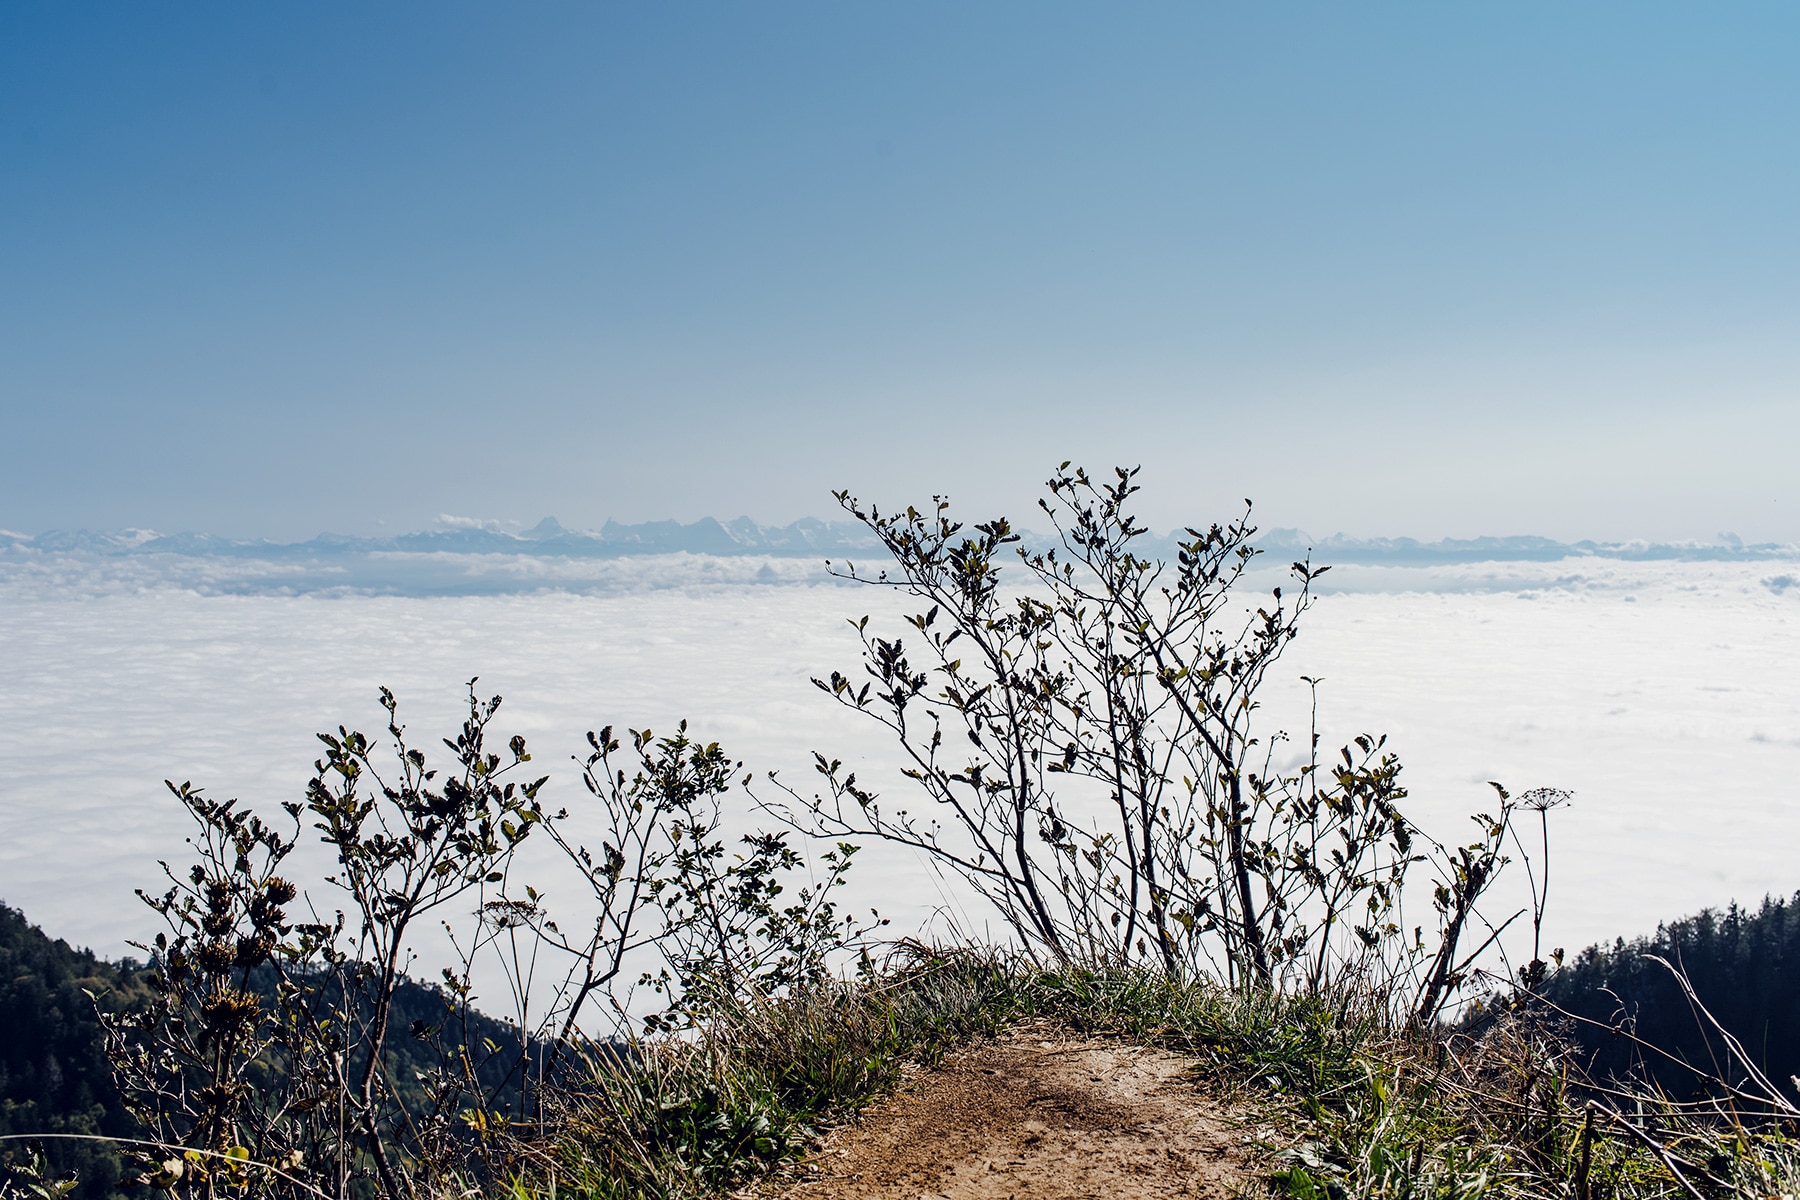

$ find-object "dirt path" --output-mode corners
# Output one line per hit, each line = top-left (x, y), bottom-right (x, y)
(764, 1023), (1255, 1199)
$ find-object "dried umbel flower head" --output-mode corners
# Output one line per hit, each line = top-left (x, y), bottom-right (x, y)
(1519, 787), (1573, 813)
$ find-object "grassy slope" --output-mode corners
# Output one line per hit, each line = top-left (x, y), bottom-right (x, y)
(7, 905), (1800, 1198)
(516, 951), (1800, 1200)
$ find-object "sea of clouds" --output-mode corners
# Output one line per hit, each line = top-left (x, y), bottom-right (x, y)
(4, 531), (1799, 996)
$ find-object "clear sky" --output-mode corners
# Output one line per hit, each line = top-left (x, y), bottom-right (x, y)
(4, 3), (1799, 541)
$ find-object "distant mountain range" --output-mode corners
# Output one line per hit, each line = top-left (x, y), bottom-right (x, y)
(1252, 529), (1796, 565)
(0, 515), (886, 560)
(2, 516), (1794, 565)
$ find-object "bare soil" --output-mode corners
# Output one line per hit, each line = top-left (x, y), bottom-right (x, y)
(761, 1023), (1255, 1199)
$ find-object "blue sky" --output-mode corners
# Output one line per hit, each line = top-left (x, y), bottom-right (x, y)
(4, 3), (1799, 540)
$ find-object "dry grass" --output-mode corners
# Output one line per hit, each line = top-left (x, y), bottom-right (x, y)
(502, 956), (1800, 1200)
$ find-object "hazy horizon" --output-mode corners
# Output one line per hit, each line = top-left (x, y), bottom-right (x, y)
(4, 507), (1796, 551)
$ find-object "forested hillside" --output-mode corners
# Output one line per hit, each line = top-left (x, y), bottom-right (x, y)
(0, 904), (148, 1196)
(1542, 892), (1800, 1100)
(0, 904), (530, 1200)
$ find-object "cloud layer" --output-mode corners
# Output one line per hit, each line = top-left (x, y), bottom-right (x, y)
(3, 556), (1798, 989)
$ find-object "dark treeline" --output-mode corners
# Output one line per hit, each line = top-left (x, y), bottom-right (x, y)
(1541, 892), (1800, 1100)
(0, 904), (149, 1196)
(0, 904), (528, 1200)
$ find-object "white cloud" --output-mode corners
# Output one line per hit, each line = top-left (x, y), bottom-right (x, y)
(436, 514), (516, 531)
(1, 558), (1797, 990)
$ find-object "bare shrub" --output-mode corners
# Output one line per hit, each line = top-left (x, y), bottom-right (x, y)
(765, 464), (1537, 1021)
(98, 691), (870, 1200)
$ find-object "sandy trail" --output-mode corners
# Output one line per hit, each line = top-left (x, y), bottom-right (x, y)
(765, 1023), (1254, 1199)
